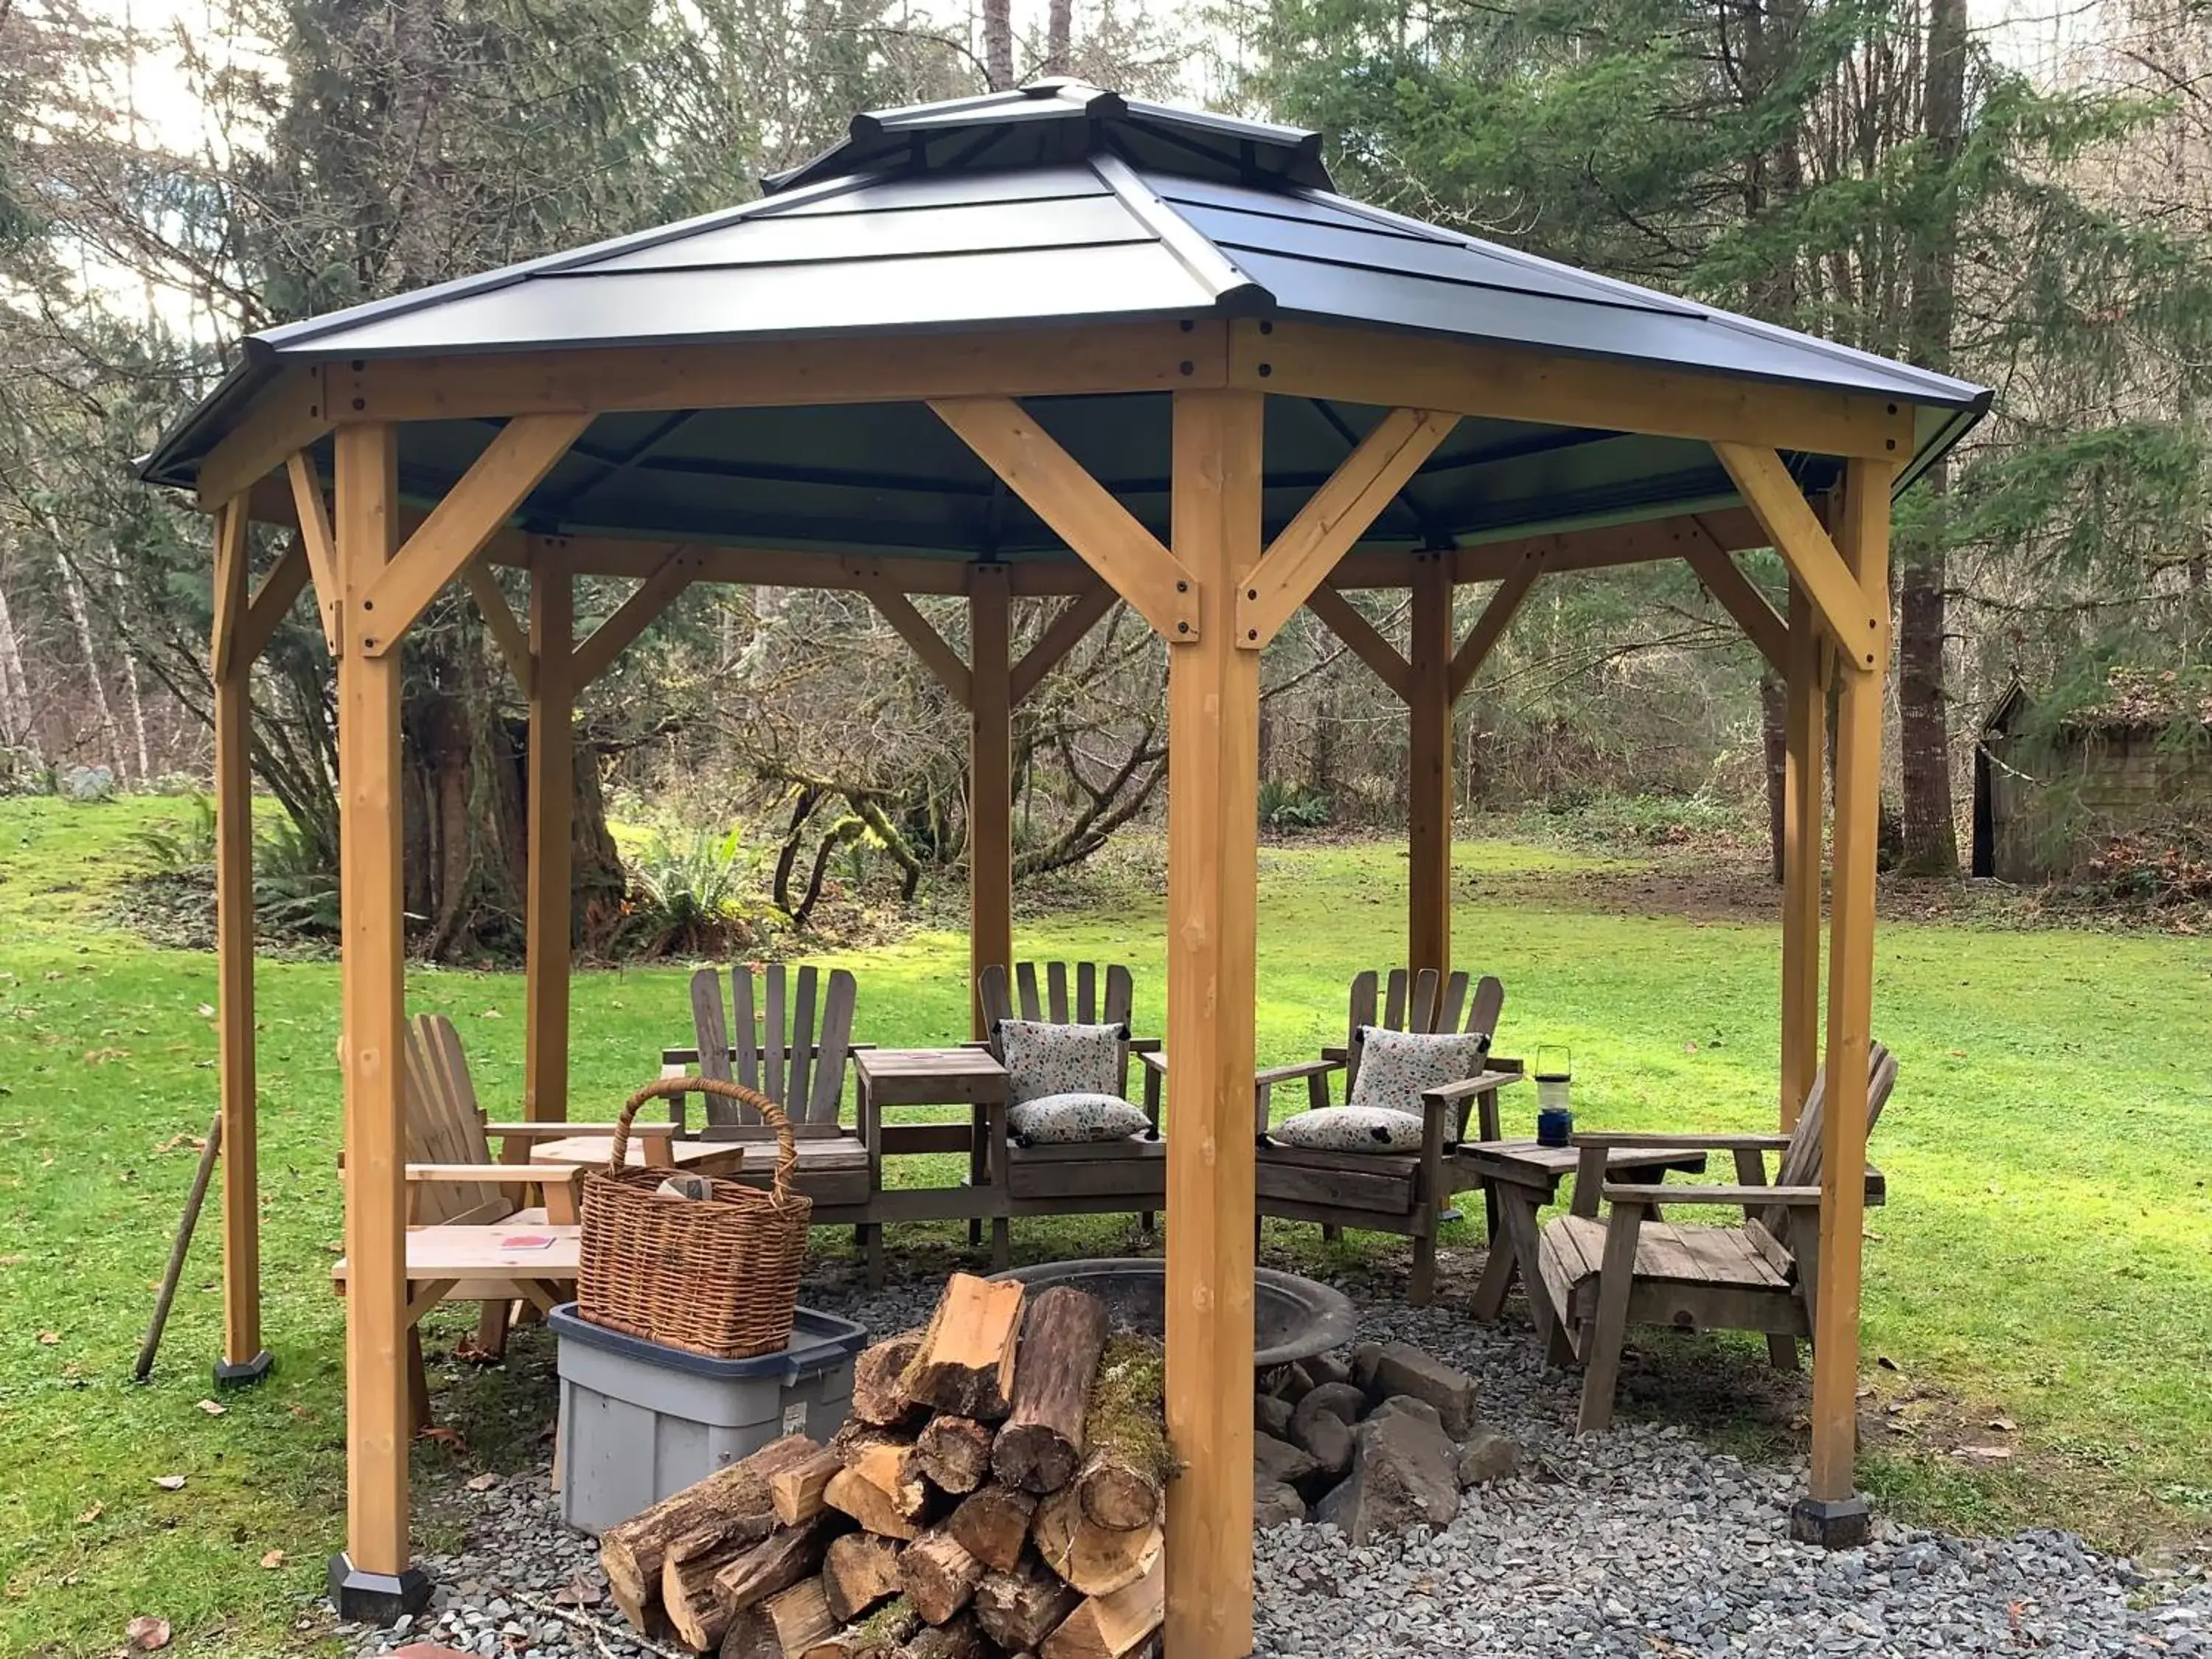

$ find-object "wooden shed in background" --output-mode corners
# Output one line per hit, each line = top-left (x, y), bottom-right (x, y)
(1972, 670), (2212, 883)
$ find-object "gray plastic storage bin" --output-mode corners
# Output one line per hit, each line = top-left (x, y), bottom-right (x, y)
(549, 1303), (867, 1535)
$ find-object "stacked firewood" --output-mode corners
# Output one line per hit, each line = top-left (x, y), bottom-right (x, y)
(598, 1274), (1172, 1659)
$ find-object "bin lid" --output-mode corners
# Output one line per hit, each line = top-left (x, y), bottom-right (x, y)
(548, 1303), (869, 1383)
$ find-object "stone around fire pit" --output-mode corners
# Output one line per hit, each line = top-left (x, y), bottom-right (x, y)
(1357, 1340), (1481, 1440)
(1313, 1397), (1462, 1543)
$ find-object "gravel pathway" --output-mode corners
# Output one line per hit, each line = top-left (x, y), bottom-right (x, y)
(346, 1260), (2211, 1659)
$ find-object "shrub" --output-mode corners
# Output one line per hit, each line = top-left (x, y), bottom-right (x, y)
(1258, 779), (1332, 833)
(254, 813), (341, 936)
(619, 826), (770, 957)
(125, 795), (218, 873)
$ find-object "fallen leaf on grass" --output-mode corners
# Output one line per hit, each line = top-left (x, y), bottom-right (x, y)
(196, 1004), (215, 1018)
(38, 1330), (59, 1345)
(151, 1475), (186, 1491)
(286, 1404), (310, 1422)
(125, 1616), (171, 1651)
(260, 1549), (285, 1569)
(1987, 1416), (2017, 1433)
(1953, 1444), (2014, 1461)
(77, 1503), (102, 1523)
(196, 1399), (226, 1416)
(417, 1426), (467, 1452)
(1876, 1354), (1899, 1371)
(465, 1472), (502, 1492)
(479, 1007), (503, 1019)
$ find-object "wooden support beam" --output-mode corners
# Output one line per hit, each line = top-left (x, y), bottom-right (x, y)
(573, 549), (698, 689)
(1779, 580), (1826, 1131)
(1237, 408), (1458, 648)
(285, 451), (342, 653)
(863, 584), (971, 708)
(333, 321), (1231, 425)
(333, 422), (414, 1590)
(524, 561), (575, 1125)
(1407, 552), (1453, 984)
(235, 537), (314, 669)
(198, 366), (329, 509)
(1162, 387), (1261, 1659)
(1303, 585), (1411, 701)
(928, 397), (1200, 641)
(967, 566), (1013, 1040)
(1713, 443), (1884, 673)
(358, 413), (590, 655)
(465, 564), (534, 698)
(1236, 319), (1918, 461)
(1808, 456), (1894, 1509)
(1011, 583), (1117, 705)
(1447, 559), (1542, 703)
(1683, 534), (1787, 673)
(211, 499), (265, 1378)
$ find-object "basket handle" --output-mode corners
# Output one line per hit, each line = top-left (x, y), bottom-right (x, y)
(613, 1076), (799, 1203)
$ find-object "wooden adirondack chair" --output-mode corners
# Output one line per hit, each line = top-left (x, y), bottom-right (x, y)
(333, 1013), (678, 1425)
(663, 963), (869, 1216)
(1253, 967), (1512, 1305)
(979, 961), (1164, 1256)
(1537, 1043), (1898, 1432)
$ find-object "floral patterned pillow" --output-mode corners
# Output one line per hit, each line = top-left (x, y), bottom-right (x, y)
(1009, 1091), (1151, 1145)
(1270, 1105), (1424, 1153)
(1347, 1026), (1492, 1118)
(998, 1019), (1124, 1106)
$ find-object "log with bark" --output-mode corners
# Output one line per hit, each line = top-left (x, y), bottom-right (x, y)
(851, 1332), (926, 1427)
(895, 1610), (988, 1659)
(601, 1436), (818, 1632)
(661, 1514), (792, 1652)
(724, 1577), (837, 1659)
(823, 1531), (906, 1624)
(990, 1287), (1108, 1495)
(898, 1528), (985, 1625)
(973, 1554), (1083, 1652)
(944, 1484), (1036, 1574)
(900, 1273), (1023, 1420)
(772, 1447), (846, 1526)
(1073, 1337), (1170, 1530)
(914, 1414), (994, 1494)
(807, 1593), (920, 1659)
(715, 1517), (845, 1618)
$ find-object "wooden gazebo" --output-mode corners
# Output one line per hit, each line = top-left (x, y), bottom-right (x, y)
(144, 83), (1989, 1655)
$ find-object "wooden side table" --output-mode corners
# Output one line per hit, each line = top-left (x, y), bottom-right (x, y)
(850, 1046), (1010, 1284)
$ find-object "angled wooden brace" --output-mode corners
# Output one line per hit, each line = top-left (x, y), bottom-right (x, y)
(199, 367), (330, 510)
(1713, 443), (1885, 673)
(1304, 584), (1411, 702)
(234, 536), (315, 668)
(1011, 582), (1118, 703)
(860, 582), (970, 706)
(284, 452), (343, 653)
(928, 397), (1200, 641)
(1448, 557), (1543, 703)
(572, 548), (698, 688)
(1682, 524), (1787, 673)
(358, 412), (591, 655)
(1238, 408), (1458, 649)
(464, 565), (534, 697)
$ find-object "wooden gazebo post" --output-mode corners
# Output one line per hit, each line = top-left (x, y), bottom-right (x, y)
(524, 557), (575, 1124)
(1405, 549), (1453, 981)
(967, 563), (1014, 1037)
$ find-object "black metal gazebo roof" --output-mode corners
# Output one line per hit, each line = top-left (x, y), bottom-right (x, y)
(145, 81), (1989, 563)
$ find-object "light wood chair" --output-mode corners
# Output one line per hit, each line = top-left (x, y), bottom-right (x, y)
(1537, 1044), (1898, 1431)
(664, 964), (869, 1217)
(978, 961), (1164, 1259)
(333, 1012), (678, 1425)
(1252, 967), (1512, 1304)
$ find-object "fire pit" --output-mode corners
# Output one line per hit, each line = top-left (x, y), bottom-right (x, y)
(988, 1257), (1357, 1370)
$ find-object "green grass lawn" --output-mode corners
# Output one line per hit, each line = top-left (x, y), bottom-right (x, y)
(2, 796), (2208, 1655)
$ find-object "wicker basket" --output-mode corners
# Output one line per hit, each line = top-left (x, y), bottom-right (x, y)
(577, 1076), (811, 1360)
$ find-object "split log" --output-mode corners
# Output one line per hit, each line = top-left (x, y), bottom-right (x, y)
(741, 1578), (837, 1659)
(602, 1436), (818, 1632)
(852, 1332), (925, 1427)
(714, 1517), (844, 1618)
(806, 1595), (919, 1659)
(914, 1416), (993, 1495)
(772, 1447), (846, 1526)
(945, 1484), (1036, 1573)
(824, 1531), (906, 1624)
(895, 1610), (987, 1659)
(1074, 1337), (1170, 1530)
(990, 1287), (1108, 1495)
(826, 1460), (930, 1540)
(900, 1273), (1023, 1421)
(661, 1513), (787, 1651)
(1040, 1551), (1164, 1659)
(1031, 1486), (1162, 1598)
(973, 1554), (1082, 1652)
(898, 1528), (984, 1625)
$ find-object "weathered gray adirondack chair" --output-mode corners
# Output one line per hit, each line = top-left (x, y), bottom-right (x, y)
(1254, 968), (1510, 1304)
(978, 961), (1164, 1258)
(664, 963), (869, 1217)
(1537, 1043), (1898, 1432)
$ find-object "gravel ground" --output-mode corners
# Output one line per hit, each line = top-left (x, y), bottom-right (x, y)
(345, 1259), (2211, 1659)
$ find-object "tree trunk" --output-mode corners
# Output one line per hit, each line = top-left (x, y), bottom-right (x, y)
(1896, 0), (1969, 876)
(983, 0), (1014, 89)
(52, 549), (119, 775)
(1761, 672), (1788, 884)
(1044, 0), (1071, 76)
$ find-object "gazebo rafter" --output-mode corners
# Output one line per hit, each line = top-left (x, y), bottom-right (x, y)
(154, 79), (1989, 1653)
